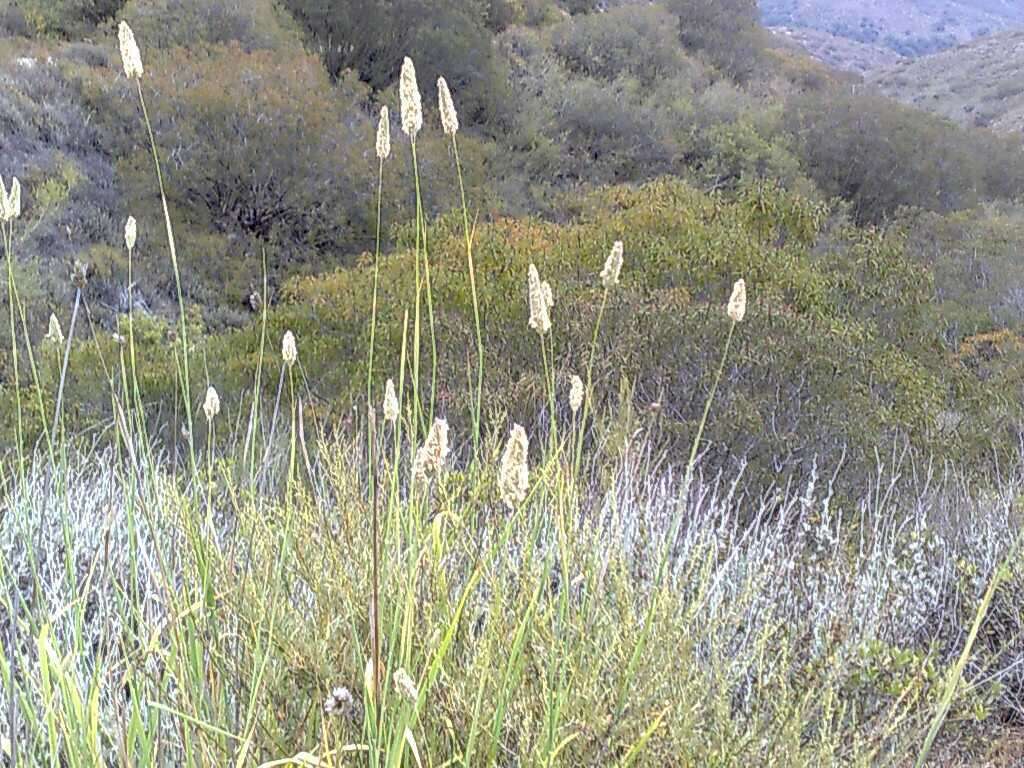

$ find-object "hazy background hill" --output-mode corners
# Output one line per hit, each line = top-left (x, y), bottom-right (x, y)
(872, 31), (1024, 133)
(761, 0), (1024, 70)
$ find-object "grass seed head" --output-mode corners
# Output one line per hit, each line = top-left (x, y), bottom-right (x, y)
(118, 21), (144, 79)
(728, 278), (747, 323)
(570, 375), (584, 414)
(45, 313), (64, 348)
(393, 667), (419, 704)
(600, 240), (623, 288)
(437, 76), (459, 136)
(400, 57), (423, 142)
(383, 378), (399, 423)
(0, 177), (20, 222)
(8, 177), (20, 220)
(281, 330), (298, 368)
(413, 417), (450, 484)
(499, 424), (530, 509)
(203, 385), (220, 423)
(124, 216), (137, 250)
(528, 263), (551, 335)
(376, 105), (391, 161)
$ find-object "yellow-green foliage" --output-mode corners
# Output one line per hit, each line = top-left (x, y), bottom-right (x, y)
(47, 176), (970, 487)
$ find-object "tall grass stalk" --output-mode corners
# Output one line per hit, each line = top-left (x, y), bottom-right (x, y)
(133, 79), (197, 478)
(447, 135), (484, 455)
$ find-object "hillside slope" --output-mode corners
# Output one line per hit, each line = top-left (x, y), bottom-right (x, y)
(761, 0), (1024, 65)
(871, 31), (1024, 134)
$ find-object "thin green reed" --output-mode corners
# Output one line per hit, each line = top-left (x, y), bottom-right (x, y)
(438, 76), (484, 456)
(614, 279), (746, 718)
(368, 106), (390, 412)
(130, 73), (198, 478)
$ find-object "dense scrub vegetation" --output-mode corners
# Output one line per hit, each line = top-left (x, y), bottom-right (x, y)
(1, 0), (1024, 485)
(3, 3), (1024, 766)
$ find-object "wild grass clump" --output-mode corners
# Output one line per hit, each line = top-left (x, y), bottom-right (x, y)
(0, 22), (1021, 768)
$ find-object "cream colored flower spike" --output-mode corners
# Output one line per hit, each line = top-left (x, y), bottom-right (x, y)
(125, 216), (137, 250)
(437, 76), (459, 136)
(376, 105), (391, 161)
(383, 379), (399, 423)
(399, 57), (423, 141)
(600, 241), (623, 288)
(203, 385), (221, 422)
(727, 279), (747, 323)
(118, 21), (144, 79)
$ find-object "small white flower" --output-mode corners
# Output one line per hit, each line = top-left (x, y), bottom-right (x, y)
(324, 686), (355, 716)
(118, 21), (144, 79)
(124, 215), (137, 250)
(383, 378), (399, 423)
(281, 330), (297, 368)
(203, 385), (220, 423)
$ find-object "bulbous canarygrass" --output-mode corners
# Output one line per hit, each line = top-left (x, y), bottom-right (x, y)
(0, 177), (20, 222)
(376, 105), (391, 161)
(45, 313), (64, 347)
(118, 21), (144, 79)
(393, 667), (419, 704)
(399, 57), (422, 142)
(569, 375), (584, 414)
(8, 177), (20, 220)
(281, 330), (297, 367)
(383, 378), (399, 423)
(437, 76), (459, 136)
(203, 385), (221, 423)
(499, 424), (529, 509)
(124, 216), (137, 250)
(600, 241), (623, 288)
(727, 278), (747, 323)
(413, 417), (450, 484)
(280, 331), (296, 366)
(527, 264), (551, 335)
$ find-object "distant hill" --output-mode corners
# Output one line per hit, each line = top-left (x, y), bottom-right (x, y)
(871, 31), (1024, 134)
(769, 25), (903, 75)
(761, 0), (1024, 70)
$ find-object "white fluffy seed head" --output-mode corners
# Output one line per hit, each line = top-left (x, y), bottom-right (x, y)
(399, 57), (423, 142)
(437, 76), (459, 136)
(376, 105), (391, 161)
(527, 264), (551, 336)
(413, 417), (450, 485)
(383, 378), (399, 423)
(118, 21), (144, 79)
(281, 330), (297, 367)
(569, 375), (584, 414)
(8, 177), (20, 220)
(498, 424), (529, 509)
(124, 215), (137, 250)
(203, 385), (221, 423)
(45, 313), (64, 347)
(727, 278), (747, 323)
(600, 241), (623, 288)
